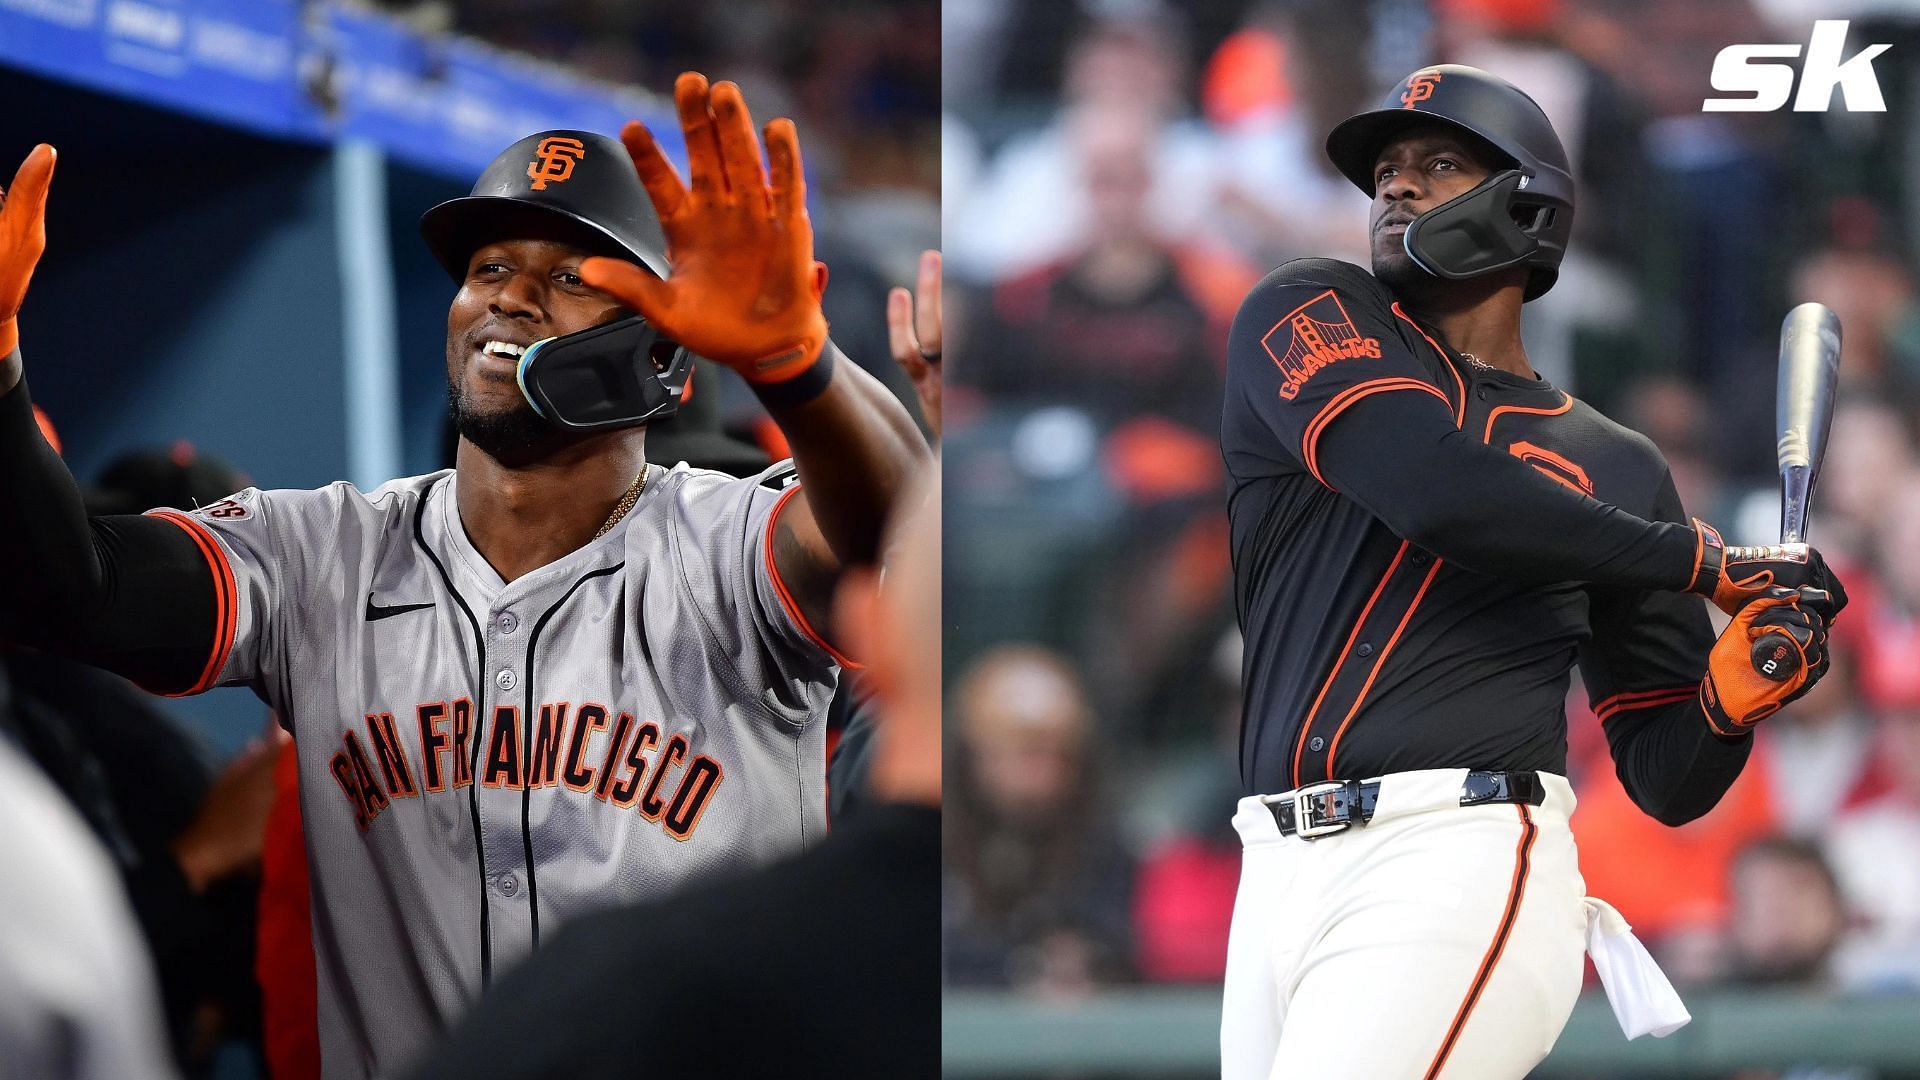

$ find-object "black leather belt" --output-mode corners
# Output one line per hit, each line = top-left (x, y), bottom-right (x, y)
(1268, 771), (1545, 839)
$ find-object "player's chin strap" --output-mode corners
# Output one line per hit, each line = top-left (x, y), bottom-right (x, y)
(1402, 169), (1562, 282)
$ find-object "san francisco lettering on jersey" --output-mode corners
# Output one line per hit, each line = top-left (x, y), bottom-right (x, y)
(327, 698), (724, 841)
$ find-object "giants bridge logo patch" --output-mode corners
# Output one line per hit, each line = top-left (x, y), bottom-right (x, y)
(1262, 290), (1383, 400)
(528, 136), (587, 190)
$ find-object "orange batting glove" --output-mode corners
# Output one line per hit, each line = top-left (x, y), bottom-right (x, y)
(0, 144), (55, 360)
(1699, 586), (1832, 735)
(580, 73), (828, 385)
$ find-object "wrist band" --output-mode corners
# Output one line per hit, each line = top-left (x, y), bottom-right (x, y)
(749, 346), (835, 410)
(1688, 519), (1725, 595)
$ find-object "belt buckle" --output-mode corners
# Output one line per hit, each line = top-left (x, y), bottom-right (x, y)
(1292, 781), (1351, 839)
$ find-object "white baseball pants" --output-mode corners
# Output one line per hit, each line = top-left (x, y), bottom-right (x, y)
(1221, 770), (1590, 1080)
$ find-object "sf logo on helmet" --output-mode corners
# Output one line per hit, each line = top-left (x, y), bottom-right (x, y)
(1401, 71), (1442, 108)
(527, 137), (587, 190)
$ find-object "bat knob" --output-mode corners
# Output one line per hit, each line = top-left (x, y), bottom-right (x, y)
(1750, 633), (1800, 682)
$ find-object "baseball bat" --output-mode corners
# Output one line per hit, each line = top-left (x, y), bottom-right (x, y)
(1750, 302), (1841, 682)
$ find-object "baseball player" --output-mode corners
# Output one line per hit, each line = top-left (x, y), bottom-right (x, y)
(1220, 66), (1846, 1077)
(0, 72), (926, 1078)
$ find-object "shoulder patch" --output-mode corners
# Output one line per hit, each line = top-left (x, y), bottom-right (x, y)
(193, 493), (253, 521)
(1261, 289), (1383, 400)
(759, 462), (801, 491)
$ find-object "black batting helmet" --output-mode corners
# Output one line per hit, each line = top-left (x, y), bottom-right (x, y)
(421, 130), (693, 428)
(420, 129), (669, 280)
(1326, 65), (1574, 301)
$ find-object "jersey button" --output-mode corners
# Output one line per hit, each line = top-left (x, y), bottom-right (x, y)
(1309, 737), (1325, 752)
(495, 611), (519, 634)
(1357, 642), (1374, 658)
(494, 871), (519, 897)
(496, 668), (517, 691)
(1410, 550), (1430, 566)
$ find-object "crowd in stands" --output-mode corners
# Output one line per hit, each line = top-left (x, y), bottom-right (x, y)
(941, 0), (1920, 1047)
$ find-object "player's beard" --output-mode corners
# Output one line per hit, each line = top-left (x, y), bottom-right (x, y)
(445, 374), (570, 466)
(1372, 246), (1434, 298)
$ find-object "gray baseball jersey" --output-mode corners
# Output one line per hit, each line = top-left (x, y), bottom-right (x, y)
(147, 460), (841, 1079)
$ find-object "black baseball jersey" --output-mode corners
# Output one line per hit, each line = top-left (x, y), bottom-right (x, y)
(1223, 259), (1748, 822)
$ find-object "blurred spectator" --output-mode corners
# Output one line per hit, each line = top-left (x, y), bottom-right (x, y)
(1198, 20), (1371, 269)
(969, 105), (1250, 436)
(1828, 706), (1920, 992)
(1725, 837), (1848, 988)
(1821, 402), (1919, 566)
(944, 645), (1135, 995)
(1620, 375), (1735, 525)
(1754, 638), (1878, 841)
(1792, 243), (1920, 399)
(947, 10), (1219, 281)
(1856, 478), (1920, 714)
(955, 99), (1251, 727)
(1131, 647), (1244, 983)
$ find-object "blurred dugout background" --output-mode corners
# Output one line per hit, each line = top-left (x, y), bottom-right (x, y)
(0, 1), (933, 1077)
(941, 0), (1920, 1076)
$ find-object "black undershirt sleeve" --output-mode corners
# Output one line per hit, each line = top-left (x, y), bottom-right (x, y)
(1313, 389), (1699, 590)
(1579, 470), (1749, 826)
(0, 374), (217, 693)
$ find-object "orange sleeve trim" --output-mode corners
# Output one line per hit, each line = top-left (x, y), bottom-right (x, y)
(1482, 393), (1573, 443)
(1299, 377), (1452, 488)
(146, 510), (238, 696)
(1291, 541), (1409, 788)
(763, 485), (864, 671)
(1392, 303), (1466, 426)
(1424, 804), (1537, 1079)
(1594, 685), (1699, 721)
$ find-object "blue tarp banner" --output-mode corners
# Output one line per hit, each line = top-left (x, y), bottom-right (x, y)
(0, 0), (312, 136)
(0, 0), (678, 178)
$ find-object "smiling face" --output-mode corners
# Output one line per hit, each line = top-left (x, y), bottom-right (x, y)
(443, 229), (630, 462)
(1367, 121), (1502, 294)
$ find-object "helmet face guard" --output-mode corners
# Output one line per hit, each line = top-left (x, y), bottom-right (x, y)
(1402, 169), (1569, 297)
(516, 316), (695, 431)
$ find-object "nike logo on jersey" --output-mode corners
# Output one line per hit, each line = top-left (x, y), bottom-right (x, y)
(365, 600), (435, 621)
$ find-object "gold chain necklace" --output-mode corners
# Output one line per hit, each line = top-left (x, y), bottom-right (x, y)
(593, 466), (649, 540)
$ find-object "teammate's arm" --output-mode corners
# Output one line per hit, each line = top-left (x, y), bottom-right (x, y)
(581, 74), (928, 638)
(0, 146), (219, 692)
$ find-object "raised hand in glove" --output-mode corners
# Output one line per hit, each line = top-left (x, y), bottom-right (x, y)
(0, 144), (55, 360)
(1686, 519), (1849, 618)
(1700, 586), (1834, 736)
(581, 73), (828, 387)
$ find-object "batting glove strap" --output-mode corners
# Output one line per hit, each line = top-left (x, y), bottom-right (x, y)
(1687, 519), (1725, 598)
